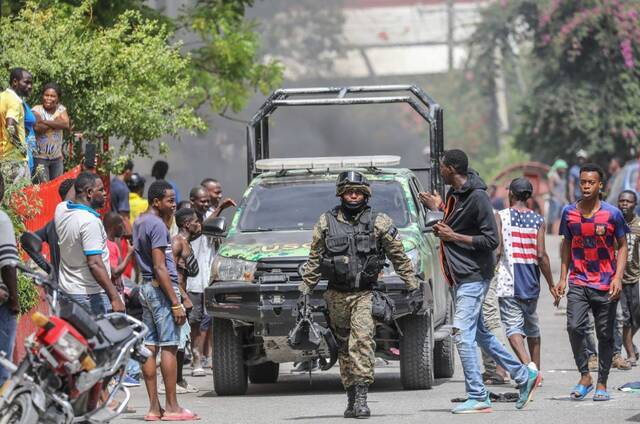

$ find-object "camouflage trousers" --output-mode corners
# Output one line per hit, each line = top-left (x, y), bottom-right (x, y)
(323, 289), (375, 388)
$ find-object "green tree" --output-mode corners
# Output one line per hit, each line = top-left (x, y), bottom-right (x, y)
(467, 0), (640, 164)
(182, 0), (284, 115)
(0, 171), (41, 314)
(0, 2), (205, 156)
(0, 0), (284, 156)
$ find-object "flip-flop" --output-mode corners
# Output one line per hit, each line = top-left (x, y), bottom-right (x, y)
(144, 408), (165, 421)
(593, 389), (610, 401)
(161, 409), (200, 421)
(570, 384), (594, 400)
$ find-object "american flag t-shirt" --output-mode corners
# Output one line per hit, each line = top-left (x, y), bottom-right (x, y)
(496, 208), (544, 299)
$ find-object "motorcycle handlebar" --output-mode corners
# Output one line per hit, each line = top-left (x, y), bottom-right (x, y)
(16, 262), (45, 280)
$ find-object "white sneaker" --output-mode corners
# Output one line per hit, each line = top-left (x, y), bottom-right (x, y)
(178, 380), (199, 393)
(192, 367), (206, 377)
(159, 381), (191, 394)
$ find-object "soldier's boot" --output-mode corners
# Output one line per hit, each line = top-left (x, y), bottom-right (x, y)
(354, 384), (371, 419)
(343, 386), (356, 418)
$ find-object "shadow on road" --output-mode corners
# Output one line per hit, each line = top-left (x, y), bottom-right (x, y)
(626, 412), (640, 422)
(200, 372), (451, 398)
(285, 413), (414, 420)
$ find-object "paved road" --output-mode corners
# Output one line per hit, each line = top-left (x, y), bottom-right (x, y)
(115, 236), (640, 423)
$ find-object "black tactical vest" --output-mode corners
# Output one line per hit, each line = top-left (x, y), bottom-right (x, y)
(320, 207), (385, 291)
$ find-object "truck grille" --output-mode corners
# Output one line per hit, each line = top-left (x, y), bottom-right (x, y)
(255, 256), (307, 283)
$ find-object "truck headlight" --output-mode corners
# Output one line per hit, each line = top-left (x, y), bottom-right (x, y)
(382, 249), (419, 277)
(212, 257), (257, 282)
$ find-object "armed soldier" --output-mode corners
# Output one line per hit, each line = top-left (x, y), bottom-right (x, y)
(300, 171), (420, 419)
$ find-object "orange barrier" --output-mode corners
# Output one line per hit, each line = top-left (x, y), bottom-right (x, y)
(13, 166), (111, 361)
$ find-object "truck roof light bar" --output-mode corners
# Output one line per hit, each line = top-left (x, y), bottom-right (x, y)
(255, 156), (401, 171)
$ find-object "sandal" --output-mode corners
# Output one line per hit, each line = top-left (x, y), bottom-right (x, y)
(161, 408), (200, 421)
(570, 384), (593, 400)
(483, 375), (509, 385)
(593, 389), (610, 401)
(144, 408), (165, 421)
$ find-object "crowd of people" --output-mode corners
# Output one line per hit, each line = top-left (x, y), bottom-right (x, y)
(0, 154), (236, 420)
(107, 161), (236, 420)
(418, 149), (639, 412)
(1, 65), (639, 419)
(1, 68), (70, 183)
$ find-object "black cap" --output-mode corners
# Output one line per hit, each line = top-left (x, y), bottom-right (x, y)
(509, 177), (533, 196)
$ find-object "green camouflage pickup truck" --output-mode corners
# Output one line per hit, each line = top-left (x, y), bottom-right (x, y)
(204, 86), (454, 396)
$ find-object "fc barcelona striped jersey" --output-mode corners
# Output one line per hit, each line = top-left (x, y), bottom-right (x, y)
(559, 201), (629, 291)
(496, 208), (544, 299)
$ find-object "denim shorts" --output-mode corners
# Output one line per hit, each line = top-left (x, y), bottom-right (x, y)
(66, 292), (112, 316)
(187, 291), (211, 331)
(499, 297), (540, 338)
(139, 282), (182, 347)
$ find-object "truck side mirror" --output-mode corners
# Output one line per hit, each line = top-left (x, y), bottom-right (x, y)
(203, 216), (227, 237)
(423, 211), (444, 233)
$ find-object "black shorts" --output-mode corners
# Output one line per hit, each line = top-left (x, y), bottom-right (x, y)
(188, 291), (211, 330)
(621, 284), (640, 329)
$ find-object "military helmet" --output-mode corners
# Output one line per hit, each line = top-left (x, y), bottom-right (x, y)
(336, 170), (372, 197)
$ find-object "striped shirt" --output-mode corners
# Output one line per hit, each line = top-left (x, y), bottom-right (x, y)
(0, 210), (19, 280)
(496, 208), (544, 299)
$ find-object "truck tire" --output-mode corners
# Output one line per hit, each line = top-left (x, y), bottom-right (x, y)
(434, 297), (455, 379)
(212, 318), (248, 396)
(400, 312), (435, 390)
(248, 362), (280, 384)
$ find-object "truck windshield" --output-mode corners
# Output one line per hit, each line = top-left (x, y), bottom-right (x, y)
(238, 181), (411, 231)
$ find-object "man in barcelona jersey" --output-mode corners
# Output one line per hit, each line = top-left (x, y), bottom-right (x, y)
(554, 163), (629, 402)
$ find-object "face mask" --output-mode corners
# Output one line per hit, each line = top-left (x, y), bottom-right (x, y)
(341, 198), (366, 215)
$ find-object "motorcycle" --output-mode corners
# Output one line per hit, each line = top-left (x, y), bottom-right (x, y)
(0, 232), (150, 424)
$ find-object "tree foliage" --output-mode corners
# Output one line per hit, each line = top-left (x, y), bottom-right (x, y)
(0, 0), (284, 157)
(251, 0), (346, 79)
(468, 0), (640, 163)
(182, 0), (284, 115)
(0, 2), (205, 156)
(0, 168), (41, 314)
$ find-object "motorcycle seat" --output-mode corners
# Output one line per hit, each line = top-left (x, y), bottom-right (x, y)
(96, 318), (133, 346)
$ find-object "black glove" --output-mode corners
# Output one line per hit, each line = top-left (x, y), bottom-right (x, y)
(407, 288), (424, 313)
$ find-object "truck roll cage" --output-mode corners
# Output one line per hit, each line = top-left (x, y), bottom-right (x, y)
(246, 85), (444, 194)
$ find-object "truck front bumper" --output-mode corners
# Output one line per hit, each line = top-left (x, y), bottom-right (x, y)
(204, 277), (421, 338)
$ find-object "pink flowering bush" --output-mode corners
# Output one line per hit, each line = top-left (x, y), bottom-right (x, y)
(469, 0), (640, 163)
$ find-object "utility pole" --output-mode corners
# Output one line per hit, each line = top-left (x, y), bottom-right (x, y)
(494, 47), (510, 149)
(447, 0), (455, 71)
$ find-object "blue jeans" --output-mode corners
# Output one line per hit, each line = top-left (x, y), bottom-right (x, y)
(0, 304), (18, 385)
(454, 280), (528, 400)
(66, 292), (112, 316)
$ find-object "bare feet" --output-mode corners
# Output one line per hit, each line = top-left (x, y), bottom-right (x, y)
(578, 374), (593, 387)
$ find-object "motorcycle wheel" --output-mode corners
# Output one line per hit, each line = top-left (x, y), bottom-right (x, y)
(0, 393), (40, 424)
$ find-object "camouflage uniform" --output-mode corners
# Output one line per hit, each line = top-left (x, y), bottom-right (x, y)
(301, 209), (418, 388)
